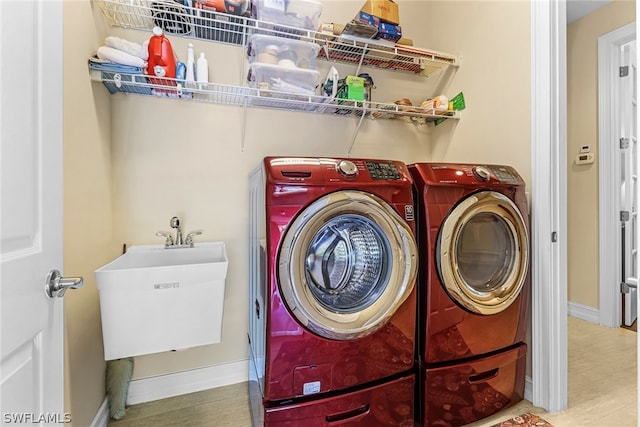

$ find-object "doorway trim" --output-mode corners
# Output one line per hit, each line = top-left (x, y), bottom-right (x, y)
(598, 22), (637, 328)
(530, 0), (568, 412)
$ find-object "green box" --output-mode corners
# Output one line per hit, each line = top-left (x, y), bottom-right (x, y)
(346, 75), (365, 101)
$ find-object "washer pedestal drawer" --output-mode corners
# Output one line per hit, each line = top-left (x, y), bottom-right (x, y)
(421, 343), (527, 427)
(264, 374), (415, 427)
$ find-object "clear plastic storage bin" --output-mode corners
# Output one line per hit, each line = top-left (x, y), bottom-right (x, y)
(248, 62), (320, 95)
(254, 0), (322, 31)
(248, 34), (320, 69)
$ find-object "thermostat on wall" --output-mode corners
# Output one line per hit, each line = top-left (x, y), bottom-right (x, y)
(575, 152), (595, 165)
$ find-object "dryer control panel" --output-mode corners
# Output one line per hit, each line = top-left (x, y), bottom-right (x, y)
(421, 163), (523, 185)
(487, 165), (521, 183)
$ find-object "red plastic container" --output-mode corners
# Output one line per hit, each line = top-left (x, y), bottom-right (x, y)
(147, 26), (177, 85)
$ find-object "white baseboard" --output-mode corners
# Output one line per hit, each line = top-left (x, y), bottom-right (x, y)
(524, 375), (532, 402)
(89, 398), (109, 427)
(91, 359), (529, 422)
(568, 301), (599, 324)
(126, 359), (249, 405)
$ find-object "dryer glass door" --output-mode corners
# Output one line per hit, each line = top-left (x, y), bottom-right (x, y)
(278, 190), (417, 341)
(437, 191), (529, 315)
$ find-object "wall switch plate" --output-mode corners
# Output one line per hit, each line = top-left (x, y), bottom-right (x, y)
(580, 145), (591, 153)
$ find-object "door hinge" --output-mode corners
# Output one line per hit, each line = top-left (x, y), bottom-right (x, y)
(551, 231), (557, 242)
(620, 65), (629, 77)
(621, 210), (630, 221)
(620, 137), (630, 149)
(621, 281), (638, 294)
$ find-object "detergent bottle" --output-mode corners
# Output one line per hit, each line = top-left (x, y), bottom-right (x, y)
(147, 26), (177, 85)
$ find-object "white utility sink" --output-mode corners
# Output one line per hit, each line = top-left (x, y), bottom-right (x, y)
(104, 244), (221, 269)
(95, 242), (228, 360)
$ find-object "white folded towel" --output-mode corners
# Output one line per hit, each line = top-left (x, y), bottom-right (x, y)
(97, 45), (146, 68)
(105, 36), (149, 60)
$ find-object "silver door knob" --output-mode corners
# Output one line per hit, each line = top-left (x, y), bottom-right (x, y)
(45, 269), (83, 298)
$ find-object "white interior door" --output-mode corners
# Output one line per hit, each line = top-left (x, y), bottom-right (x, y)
(0, 1), (77, 423)
(621, 39), (638, 327)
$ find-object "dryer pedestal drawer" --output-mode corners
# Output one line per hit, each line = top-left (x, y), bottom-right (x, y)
(264, 374), (415, 426)
(421, 343), (526, 427)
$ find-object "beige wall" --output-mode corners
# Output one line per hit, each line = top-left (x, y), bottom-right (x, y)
(63, 0), (531, 423)
(566, 0), (635, 309)
(403, 0), (532, 185)
(63, 1), (117, 426)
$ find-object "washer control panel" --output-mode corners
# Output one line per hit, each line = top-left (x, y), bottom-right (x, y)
(266, 157), (409, 184)
(365, 161), (401, 180)
(337, 160), (359, 178)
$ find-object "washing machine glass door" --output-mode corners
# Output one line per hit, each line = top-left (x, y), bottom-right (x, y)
(278, 190), (417, 341)
(437, 191), (529, 315)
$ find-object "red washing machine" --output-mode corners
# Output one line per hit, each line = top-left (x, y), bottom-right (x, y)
(248, 157), (419, 426)
(409, 163), (530, 427)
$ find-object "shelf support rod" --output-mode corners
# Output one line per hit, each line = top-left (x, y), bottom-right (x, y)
(239, 42), (249, 152)
(347, 108), (367, 157)
(241, 96), (248, 152)
(355, 43), (367, 76)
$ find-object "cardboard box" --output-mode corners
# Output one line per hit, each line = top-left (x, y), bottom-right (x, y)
(397, 37), (413, 46)
(336, 75), (365, 101)
(315, 22), (340, 42)
(357, 10), (380, 27)
(375, 22), (402, 42)
(360, 0), (399, 25)
(318, 22), (336, 34)
(342, 19), (378, 39)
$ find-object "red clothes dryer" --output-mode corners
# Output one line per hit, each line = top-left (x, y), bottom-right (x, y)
(248, 157), (419, 426)
(409, 163), (530, 427)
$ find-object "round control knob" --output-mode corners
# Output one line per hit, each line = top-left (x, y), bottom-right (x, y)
(473, 166), (491, 181)
(337, 160), (358, 178)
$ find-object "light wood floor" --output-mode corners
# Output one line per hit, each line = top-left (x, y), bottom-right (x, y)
(108, 317), (636, 426)
(467, 316), (637, 427)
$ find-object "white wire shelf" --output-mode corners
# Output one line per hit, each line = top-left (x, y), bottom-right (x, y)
(95, 0), (460, 76)
(89, 68), (460, 123)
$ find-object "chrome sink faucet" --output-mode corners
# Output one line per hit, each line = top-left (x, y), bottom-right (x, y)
(156, 216), (202, 248)
(171, 216), (184, 246)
